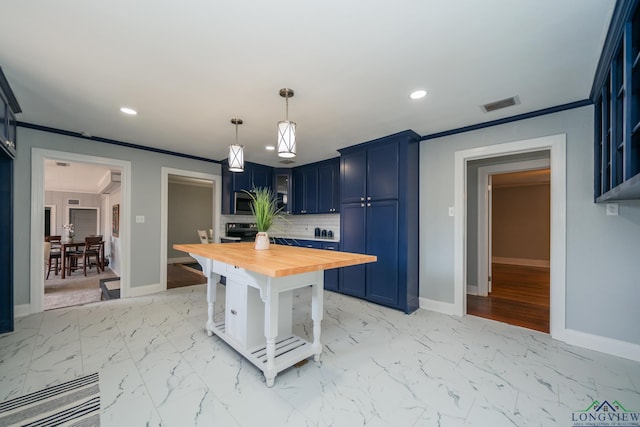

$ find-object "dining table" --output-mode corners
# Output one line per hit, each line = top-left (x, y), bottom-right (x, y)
(60, 239), (105, 279)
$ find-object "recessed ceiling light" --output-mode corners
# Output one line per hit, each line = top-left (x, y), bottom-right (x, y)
(265, 145), (275, 151)
(120, 107), (138, 115)
(409, 90), (427, 100)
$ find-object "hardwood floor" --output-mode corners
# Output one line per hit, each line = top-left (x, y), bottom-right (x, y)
(467, 263), (550, 333)
(166, 263), (206, 289)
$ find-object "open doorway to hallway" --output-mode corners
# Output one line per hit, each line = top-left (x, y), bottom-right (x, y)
(162, 171), (219, 290)
(43, 159), (121, 310)
(467, 168), (551, 333)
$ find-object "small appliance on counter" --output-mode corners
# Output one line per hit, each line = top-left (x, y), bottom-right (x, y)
(327, 230), (334, 239)
(314, 227), (321, 237)
(321, 229), (327, 237)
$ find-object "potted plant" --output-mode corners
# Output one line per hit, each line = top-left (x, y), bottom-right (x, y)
(246, 187), (283, 250)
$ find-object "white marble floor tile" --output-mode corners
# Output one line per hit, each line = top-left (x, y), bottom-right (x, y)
(1, 283), (638, 427)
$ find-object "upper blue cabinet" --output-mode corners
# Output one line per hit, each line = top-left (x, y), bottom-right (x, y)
(317, 158), (340, 213)
(593, 0), (640, 201)
(292, 157), (340, 215)
(221, 160), (273, 214)
(0, 67), (21, 160)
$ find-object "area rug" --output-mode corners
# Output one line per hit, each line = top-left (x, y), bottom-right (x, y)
(0, 372), (100, 426)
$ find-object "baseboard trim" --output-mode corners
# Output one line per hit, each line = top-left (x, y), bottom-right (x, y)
(125, 282), (163, 298)
(555, 328), (640, 363)
(168, 256), (195, 264)
(14, 304), (31, 318)
(492, 257), (550, 268)
(467, 285), (479, 296)
(419, 297), (457, 316)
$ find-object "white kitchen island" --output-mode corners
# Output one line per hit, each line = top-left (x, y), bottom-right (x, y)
(173, 242), (376, 387)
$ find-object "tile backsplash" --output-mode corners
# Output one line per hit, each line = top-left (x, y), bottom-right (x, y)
(220, 213), (340, 241)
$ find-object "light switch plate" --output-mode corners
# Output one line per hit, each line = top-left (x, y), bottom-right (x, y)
(136, 215), (145, 223)
(448, 207), (455, 217)
(606, 203), (619, 216)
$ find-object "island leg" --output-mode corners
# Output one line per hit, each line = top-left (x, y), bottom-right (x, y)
(190, 254), (217, 336)
(263, 284), (279, 387)
(311, 272), (324, 362)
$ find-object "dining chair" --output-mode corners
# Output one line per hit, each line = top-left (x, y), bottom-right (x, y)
(67, 236), (103, 276)
(197, 229), (209, 244)
(45, 235), (62, 279)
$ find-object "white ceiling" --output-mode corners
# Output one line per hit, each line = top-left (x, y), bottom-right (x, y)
(2, 1), (614, 168)
(44, 160), (117, 193)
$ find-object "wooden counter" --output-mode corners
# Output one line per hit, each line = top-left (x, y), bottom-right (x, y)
(173, 242), (376, 277)
(173, 242), (376, 386)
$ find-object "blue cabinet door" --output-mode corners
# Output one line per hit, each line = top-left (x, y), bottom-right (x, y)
(341, 150), (367, 203)
(367, 142), (398, 201)
(318, 158), (340, 213)
(304, 168), (318, 213)
(233, 166), (252, 192)
(252, 164), (272, 191)
(365, 200), (399, 306)
(292, 168), (305, 214)
(339, 202), (366, 297)
(322, 242), (340, 291)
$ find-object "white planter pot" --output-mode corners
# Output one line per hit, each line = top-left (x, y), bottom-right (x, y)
(254, 232), (270, 250)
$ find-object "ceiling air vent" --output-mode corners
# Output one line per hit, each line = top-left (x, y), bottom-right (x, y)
(68, 199), (80, 205)
(279, 159), (295, 164)
(481, 95), (520, 113)
(56, 162), (70, 167)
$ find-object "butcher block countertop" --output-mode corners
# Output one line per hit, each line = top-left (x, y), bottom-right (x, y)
(173, 242), (376, 278)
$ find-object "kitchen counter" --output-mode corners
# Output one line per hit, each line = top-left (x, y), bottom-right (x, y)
(173, 242), (375, 386)
(272, 234), (339, 243)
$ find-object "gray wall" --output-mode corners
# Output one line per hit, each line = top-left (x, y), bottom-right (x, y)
(168, 181), (213, 260)
(13, 127), (221, 305)
(420, 105), (640, 345)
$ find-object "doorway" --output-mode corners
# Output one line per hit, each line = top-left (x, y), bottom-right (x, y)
(160, 167), (221, 291)
(453, 133), (567, 339)
(31, 148), (131, 314)
(467, 168), (551, 332)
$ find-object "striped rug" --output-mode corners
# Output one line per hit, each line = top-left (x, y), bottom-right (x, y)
(0, 373), (100, 426)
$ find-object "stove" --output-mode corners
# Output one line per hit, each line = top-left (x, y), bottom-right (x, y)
(225, 222), (258, 242)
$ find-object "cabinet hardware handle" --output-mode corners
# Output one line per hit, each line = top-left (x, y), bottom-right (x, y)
(360, 203), (365, 207)
(367, 203), (371, 207)
(360, 197), (365, 201)
(367, 196), (371, 201)
(230, 309), (237, 315)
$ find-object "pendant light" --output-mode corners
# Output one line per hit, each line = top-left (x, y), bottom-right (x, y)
(228, 118), (244, 172)
(277, 88), (296, 158)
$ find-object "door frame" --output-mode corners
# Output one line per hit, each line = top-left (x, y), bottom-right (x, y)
(31, 148), (131, 313)
(454, 134), (566, 338)
(476, 158), (550, 296)
(160, 167), (220, 291)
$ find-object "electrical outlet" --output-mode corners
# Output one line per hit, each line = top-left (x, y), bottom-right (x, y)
(136, 215), (145, 223)
(606, 203), (619, 216)
(448, 207), (455, 217)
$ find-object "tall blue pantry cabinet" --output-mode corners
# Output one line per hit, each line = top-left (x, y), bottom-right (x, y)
(338, 131), (420, 314)
(0, 68), (21, 334)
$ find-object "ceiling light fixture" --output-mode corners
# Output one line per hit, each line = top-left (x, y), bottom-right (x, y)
(277, 88), (296, 158)
(265, 145), (275, 151)
(228, 118), (244, 173)
(120, 107), (138, 115)
(409, 90), (427, 100)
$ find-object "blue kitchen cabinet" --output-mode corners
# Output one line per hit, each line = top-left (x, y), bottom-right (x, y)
(292, 165), (318, 214)
(0, 67), (20, 334)
(338, 130), (420, 313)
(322, 242), (340, 292)
(339, 202), (367, 298)
(318, 158), (340, 213)
(221, 161), (273, 214)
(340, 149), (367, 204)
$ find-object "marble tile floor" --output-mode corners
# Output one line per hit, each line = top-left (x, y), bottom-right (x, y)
(1, 284), (638, 426)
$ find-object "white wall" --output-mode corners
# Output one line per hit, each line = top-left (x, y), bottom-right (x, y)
(44, 191), (102, 237)
(13, 127), (221, 305)
(420, 105), (640, 345)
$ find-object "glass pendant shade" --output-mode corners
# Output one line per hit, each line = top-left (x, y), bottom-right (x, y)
(277, 120), (296, 158)
(228, 144), (244, 172)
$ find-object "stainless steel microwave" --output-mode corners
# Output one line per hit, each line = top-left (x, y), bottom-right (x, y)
(234, 191), (254, 215)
